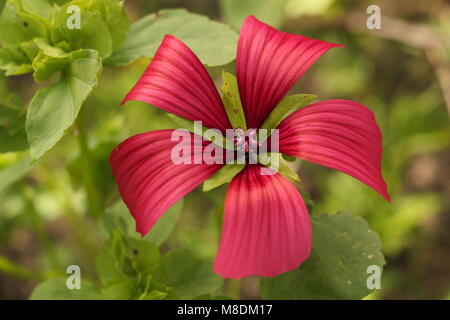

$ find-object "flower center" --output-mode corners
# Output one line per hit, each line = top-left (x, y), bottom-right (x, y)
(233, 128), (260, 153)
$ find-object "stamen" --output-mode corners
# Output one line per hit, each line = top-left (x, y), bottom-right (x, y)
(233, 128), (261, 153)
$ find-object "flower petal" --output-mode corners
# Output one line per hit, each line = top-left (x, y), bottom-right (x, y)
(110, 129), (223, 236)
(214, 165), (312, 278)
(236, 16), (342, 128)
(278, 99), (390, 201)
(122, 35), (231, 132)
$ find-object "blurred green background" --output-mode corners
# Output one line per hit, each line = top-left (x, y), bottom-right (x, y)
(0, 0), (449, 299)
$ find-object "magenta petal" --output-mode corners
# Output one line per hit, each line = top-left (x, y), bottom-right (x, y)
(236, 16), (342, 128)
(110, 130), (222, 236)
(278, 99), (390, 201)
(122, 35), (231, 132)
(214, 165), (312, 279)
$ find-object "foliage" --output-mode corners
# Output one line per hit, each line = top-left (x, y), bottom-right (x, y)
(0, 0), (448, 301)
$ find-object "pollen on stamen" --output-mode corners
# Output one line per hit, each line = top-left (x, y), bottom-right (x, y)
(232, 128), (261, 153)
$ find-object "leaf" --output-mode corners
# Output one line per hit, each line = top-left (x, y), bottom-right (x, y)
(0, 0), (51, 46)
(125, 238), (160, 275)
(260, 94), (317, 130)
(102, 199), (184, 246)
(96, 231), (160, 297)
(98, 0), (129, 50)
(51, 0), (128, 58)
(32, 38), (69, 82)
(194, 294), (234, 300)
(220, 71), (246, 129)
(101, 201), (136, 237)
(139, 289), (168, 300)
(101, 282), (134, 300)
(25, 48), (102, 160)
(260, 212), (385, 300)
(220, 0), (285, 30)
(96, 235), (128, 286)
(105, 8), (238, 67)
(144, 200), (183, 246)
(154, 249), (223, 299)
(0, 92), (28, 152)
(30, 277), (102, 300)
(203, 163), (245, 192)
(0, 44), (33, 75)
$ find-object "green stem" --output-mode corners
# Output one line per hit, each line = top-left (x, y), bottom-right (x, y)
(77, 107), (102, 220)
(60, 184), (99, 277)
(0, 255), (58, 281)
(22, 185), (62, 270)
(226, 279), (241, 299)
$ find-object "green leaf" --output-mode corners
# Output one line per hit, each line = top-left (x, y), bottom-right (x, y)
(258, 152), (300, 182)
(0, 44), (33, 75)
(101, 201), (136, 237)
(220, 0), (285, 30)
(0, 0), (51, 46)
(194, 294), (234, 300)
(106, 8), (238, 67)
(98, 0), (129, 50)
(51, 0), (128, 58)
(30, 277), (102, 300)
(125, 237), (160, 275)
(260, 212), (385, 300)
(220, 71), (246, 129)
(203, 163), (245, 192)
(102, 199), (184, 246)
(300, 189), (315, 214)
(32, 38), (69, 82)
(25, 48), (102, 160)
(96, 231), (160, 298)
(101, 282), (134, 300)
(154, 249), (223, 299)
(0, 92), (28, 152)
(144, 200), (183, 246)
(96, 236), (128, 286)
(261, 94), (317, 130)
(139, 289), (168, 300)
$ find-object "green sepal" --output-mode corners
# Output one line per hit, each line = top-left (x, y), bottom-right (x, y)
(220, 71), (246, 129)
(261, 94), (317, 130)
(258, 152), (300, 182)
(283, 154), (297, 162)
(203, 163), (245, 192)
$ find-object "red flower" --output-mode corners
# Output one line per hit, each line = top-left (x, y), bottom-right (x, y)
(110, 16), (390, 279)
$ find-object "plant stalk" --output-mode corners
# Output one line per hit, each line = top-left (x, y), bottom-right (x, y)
(77, 107), (103, 220)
